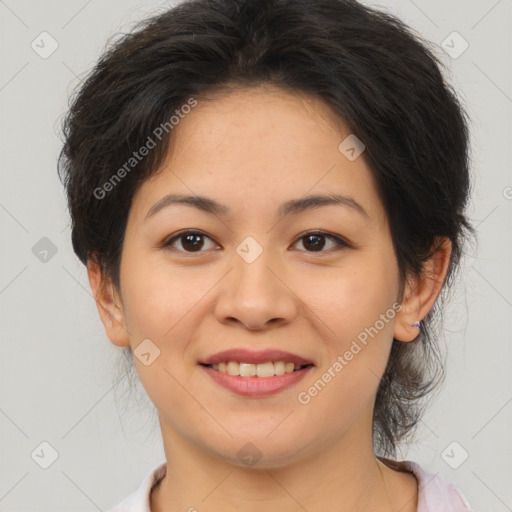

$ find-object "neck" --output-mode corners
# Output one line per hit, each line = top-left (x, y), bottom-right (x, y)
(150, 414), (417, 512)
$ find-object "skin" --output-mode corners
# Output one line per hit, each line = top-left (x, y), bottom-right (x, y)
(88, 84), (451, 511)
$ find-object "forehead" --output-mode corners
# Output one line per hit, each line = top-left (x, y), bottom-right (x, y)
(131, 85), (386, 229)
(172, 84), (348, 155)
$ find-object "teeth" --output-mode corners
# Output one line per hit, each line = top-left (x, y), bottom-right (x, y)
(274, 361), (285, 375)
(240, 363), (257, 377)
(227, 361), (239, 376)
(209, 361), (307, 377)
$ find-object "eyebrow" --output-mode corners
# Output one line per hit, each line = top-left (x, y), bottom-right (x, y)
(145, 192), (369, 221)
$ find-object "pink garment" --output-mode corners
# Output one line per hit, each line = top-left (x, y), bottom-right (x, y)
(107, 460), (473, 511)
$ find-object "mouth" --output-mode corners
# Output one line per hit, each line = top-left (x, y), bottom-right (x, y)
(200, 363), (314, 397)
(198, 349), (315, 397)
(201, 361), (314, 378)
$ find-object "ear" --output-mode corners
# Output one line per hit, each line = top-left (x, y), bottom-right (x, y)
(86, 257), (131, 348)
(394, 237), (452, 342)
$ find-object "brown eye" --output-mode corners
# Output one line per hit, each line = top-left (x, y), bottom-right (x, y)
(163, 230), (218, 253)
(293, 232), (349, 253)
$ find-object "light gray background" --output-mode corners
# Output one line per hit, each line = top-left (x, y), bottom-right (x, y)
(1, 0), (511, 510)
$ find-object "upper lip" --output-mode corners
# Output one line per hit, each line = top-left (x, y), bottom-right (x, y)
(199, 348), (314, 366)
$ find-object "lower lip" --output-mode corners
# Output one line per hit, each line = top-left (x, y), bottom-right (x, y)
(200, 365), (313, 397)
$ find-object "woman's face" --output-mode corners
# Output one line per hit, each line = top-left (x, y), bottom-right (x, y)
(104, 85), (410, 467)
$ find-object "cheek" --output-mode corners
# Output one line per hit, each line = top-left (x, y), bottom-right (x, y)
(120, 255), (209, 341)
(305, 256), (399, 342)
(118, 260), (209, 417)
(296, 255), (399, 404)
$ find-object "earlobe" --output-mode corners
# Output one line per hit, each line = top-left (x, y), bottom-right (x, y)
(393, 237), (452, 342)
(86, 258), (131, 348)
(393, 274), (423, 342)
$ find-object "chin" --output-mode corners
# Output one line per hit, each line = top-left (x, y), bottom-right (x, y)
(205, 432), (313, 470)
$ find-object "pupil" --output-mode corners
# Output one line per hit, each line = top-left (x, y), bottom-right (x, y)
(183, 234), (203, 251)
(305, 234), (325, 251)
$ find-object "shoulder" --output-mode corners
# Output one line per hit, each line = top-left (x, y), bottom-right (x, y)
(393, 459), (474, 512)
(106, 462), (167, 512)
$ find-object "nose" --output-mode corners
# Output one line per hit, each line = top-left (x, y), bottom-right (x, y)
(213, 246), (298, 331)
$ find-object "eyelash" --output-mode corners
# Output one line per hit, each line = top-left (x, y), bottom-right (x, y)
(161, 230), (351, 254)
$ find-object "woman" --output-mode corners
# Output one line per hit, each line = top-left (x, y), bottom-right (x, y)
(58, 0), (475, 510)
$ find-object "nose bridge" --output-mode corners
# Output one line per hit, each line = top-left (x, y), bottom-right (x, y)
(214, 235), (297, 329)
(233, 235), (281, 302)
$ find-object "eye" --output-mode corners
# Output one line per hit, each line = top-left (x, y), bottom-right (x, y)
(292, 231), (350, 253)
(161, 230), (350, 254)
(162, 230), (219, 253)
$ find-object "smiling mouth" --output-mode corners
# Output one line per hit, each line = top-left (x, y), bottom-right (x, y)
(202, 361), (313, 378)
